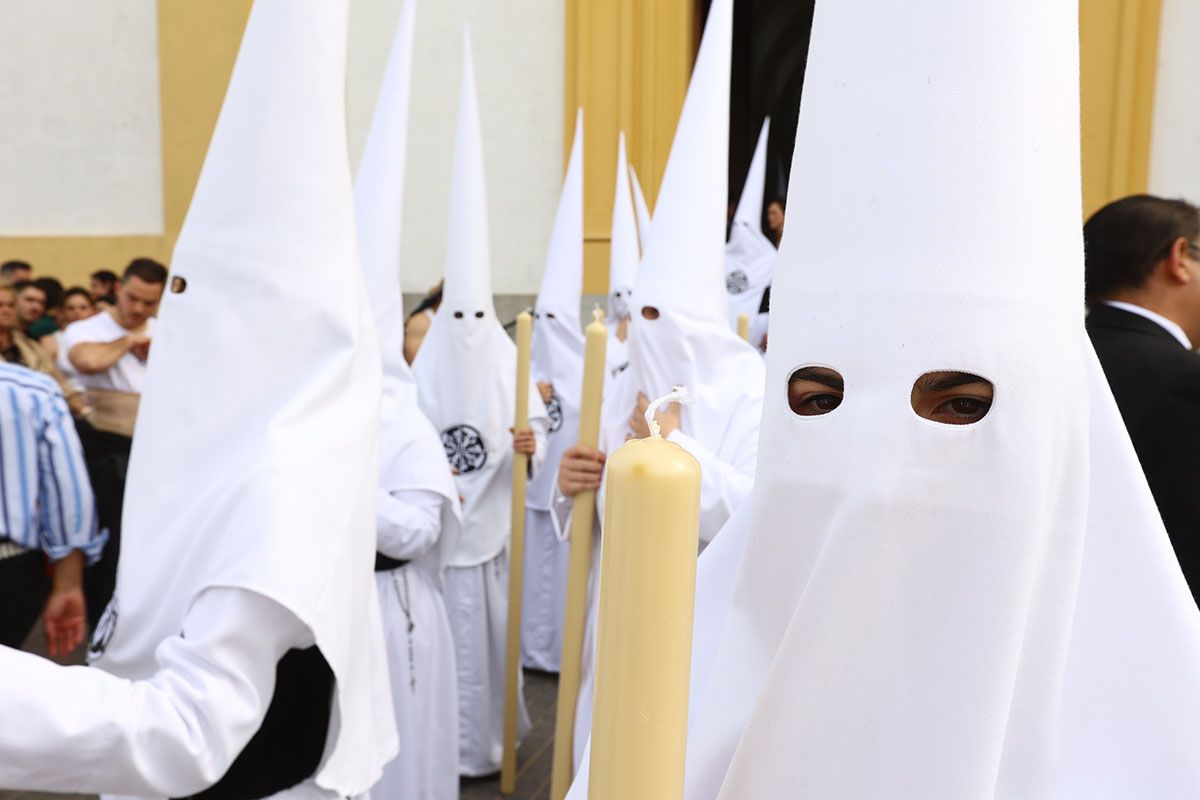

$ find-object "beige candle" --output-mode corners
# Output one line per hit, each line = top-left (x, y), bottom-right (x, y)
(588, 388), (701, 800)
(551, 308), (607, 800)
(501, 309), (533, 794)
(737, 312), (751, 342)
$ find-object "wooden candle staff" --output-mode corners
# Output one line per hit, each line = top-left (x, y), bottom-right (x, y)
(550, 308), (607, 800)
(501, 310), (533, 794)
(588, 387), (701, 800)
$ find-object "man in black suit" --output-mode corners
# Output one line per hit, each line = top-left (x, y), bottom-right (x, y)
(1085, 194), (1200, 603)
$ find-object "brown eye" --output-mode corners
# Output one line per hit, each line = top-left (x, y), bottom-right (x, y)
(911, 371), (994, 426)
(787, 367), (844, 417)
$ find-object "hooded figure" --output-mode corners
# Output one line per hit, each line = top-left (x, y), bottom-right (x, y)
(575, 2), (1200, 798)
(724, 119), (775, 350)
(411, 31), (549, 778)
(354, 2), (463, 797)
(606, 131), (641, 379)
(552, 0), (765, 770)
(0, 2), (399, 798)
(521, 110), (585, 673)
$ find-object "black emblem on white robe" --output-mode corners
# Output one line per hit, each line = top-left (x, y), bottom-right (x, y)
(441, 424), (488, 474)
(87, 598), (118, 662)
(546, 393), (564, 433)
(726, 268), (750, 295)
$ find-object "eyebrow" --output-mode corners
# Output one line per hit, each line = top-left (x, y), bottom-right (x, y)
(789, 367), (844, 391)
(915, 371), (990, 393)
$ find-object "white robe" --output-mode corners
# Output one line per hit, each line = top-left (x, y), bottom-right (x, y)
(373, 488), (459, 800)
(446, 415), (548, 776)
(521, 507), (569, 671)
(0, 589), (350, 800)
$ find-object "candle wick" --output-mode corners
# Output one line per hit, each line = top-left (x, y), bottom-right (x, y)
(645, 386), (691, 439)
(592, 305), (605, 324)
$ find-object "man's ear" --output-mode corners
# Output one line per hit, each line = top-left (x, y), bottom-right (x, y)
(1165, 237), (1193, 286)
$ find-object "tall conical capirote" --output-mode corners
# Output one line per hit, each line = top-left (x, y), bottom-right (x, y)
(353, 0), (460, 565)
(608, 131), (640, 323)
(679, 2), (1200, 799)
(93, 0), (399, 792)
(412, 28), (528, 568)
(528, 109), (585, 509)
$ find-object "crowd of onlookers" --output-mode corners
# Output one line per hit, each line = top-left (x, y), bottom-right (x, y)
(0, 257), (166, 656)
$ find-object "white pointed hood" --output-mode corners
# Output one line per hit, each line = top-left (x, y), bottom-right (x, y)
(681, 3), (1200, 798)
(724, 118), (775, 330)
(605, 0), (763, 476)
(412, 31), (545, 566)
(629, 163), (653, 253)
(354, 0), (461, 567)
(608, 132), (640, 326)
(92, 0), (398, 792)
(528, 110), (585, 509)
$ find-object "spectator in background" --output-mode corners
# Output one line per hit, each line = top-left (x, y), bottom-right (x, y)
(61, 257), (166, 627)
(766, 196), (786, 247)
(404, 278), (443, 364)
(0, 260), (32, 283)
(28, 277), (64, 339)
(12, 280), (46, 335)
(39, 287), (96, 363)
(89, 269), (120, 304)
(0, 282), (87, 416)
(0, 363), (104, 655)
(1084, 194), (1200, 601)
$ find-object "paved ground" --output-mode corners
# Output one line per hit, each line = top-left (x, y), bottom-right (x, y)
(2, 621), (559, 800)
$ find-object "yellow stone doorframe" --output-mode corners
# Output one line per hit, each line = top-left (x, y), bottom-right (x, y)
(1081, 0), (1163, 218)
(565, 0), (695, 295)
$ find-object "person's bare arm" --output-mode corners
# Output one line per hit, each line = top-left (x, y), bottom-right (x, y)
(68, 335), (148, 374)
(43, 552), (86, 658)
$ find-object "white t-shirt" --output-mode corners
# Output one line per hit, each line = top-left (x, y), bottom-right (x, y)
(58, 310), (155, 394)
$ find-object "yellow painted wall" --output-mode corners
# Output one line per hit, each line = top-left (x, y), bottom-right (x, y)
(1080, 0), (1162, 217)
(0, 1), (252, 288)
(565, 0), (694, 295)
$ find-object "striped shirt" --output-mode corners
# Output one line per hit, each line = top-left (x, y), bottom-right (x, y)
(0, 363), (105, 562)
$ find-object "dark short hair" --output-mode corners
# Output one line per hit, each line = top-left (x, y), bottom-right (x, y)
(12, 279), (41, 296)
(62, 286), (94, 308)
(0, 260), (31, 280)
(122, 258), (168, 286)
(33, 277), (64, 309)
(90, 269), (119, 287)
(1083, 194), (1200, 303)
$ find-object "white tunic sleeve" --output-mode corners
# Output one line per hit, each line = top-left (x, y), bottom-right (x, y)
(667, 423), (757, 543)
(376, 487), (444, 560)
(0, 587), (312, 798)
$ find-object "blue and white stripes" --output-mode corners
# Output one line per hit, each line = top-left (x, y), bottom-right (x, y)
(0, 363), (105, 562)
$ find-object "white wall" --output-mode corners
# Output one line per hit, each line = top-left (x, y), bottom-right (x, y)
(1148, 0), (1200, 204)
(349, 0), (564, 297)
(0, 0), (163, 236)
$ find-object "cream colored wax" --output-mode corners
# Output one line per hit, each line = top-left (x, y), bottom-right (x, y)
(588, 395), (701, 800)
(551, 308), (608, 800)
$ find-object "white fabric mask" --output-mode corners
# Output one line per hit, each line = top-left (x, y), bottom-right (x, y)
(602, 0), (763, 466)
(354, 0), (461, 570)
(724, 118), (776, 330)
(683, 3), (1200, 799)
(529, 111), (585, 510)
(91, 2), (398, 793)
(412, 31), (524, 568)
